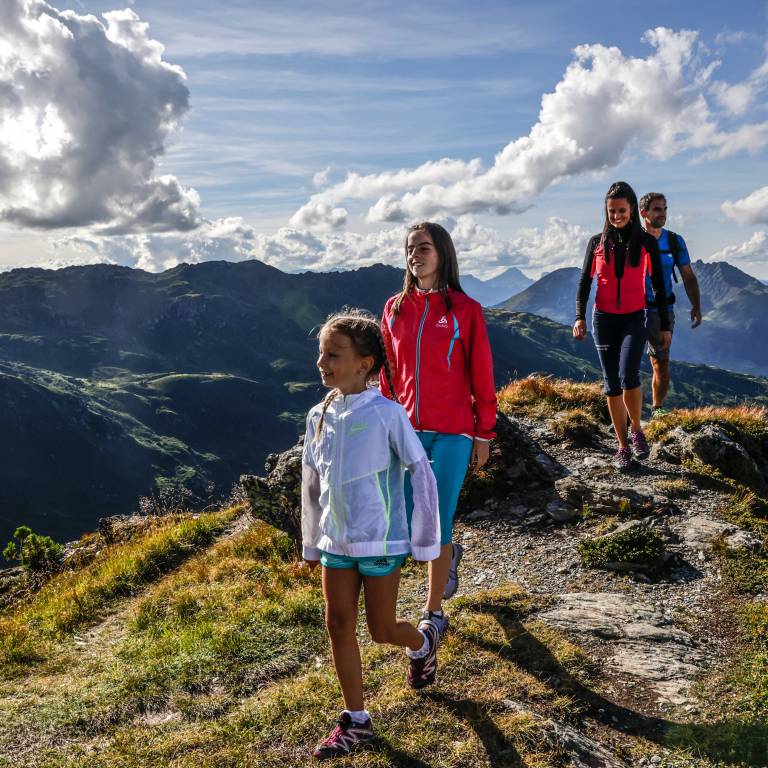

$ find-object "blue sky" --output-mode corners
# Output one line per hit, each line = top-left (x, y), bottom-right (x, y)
(1, 0), (768, 278)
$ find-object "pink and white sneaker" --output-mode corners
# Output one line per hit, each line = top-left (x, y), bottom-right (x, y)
(313, 712), (374, 760)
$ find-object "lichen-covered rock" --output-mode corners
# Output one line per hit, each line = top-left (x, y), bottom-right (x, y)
(240, 439), (304, 546)
(459, 411), (561, 513)
(652, 424), (767, 492)
(555, 476), (657, 515)
(674, 514), (763, 554)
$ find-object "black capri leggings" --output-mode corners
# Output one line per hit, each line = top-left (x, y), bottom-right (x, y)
(591, 309), (646, 397)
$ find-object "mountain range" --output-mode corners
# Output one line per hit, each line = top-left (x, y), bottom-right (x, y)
(461, 266), (533, 306)
(2, 259), (767, 544)
(498, 260), (768, 376)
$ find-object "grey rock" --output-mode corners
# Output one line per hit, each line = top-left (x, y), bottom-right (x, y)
(240, 439), (303, 544)
(537, 592), (709, 704)
(555, 476), (656, 515)
(545, 500), (580, 522)
(499, 699), (629, 767)
(655, 424), (766, 491)
(674, 514), (763, 554)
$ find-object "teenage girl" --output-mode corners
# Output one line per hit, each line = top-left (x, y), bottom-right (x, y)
(573, 181), (670, 470)
(380, 222), (497, 637)
(302, 309), (441, 760)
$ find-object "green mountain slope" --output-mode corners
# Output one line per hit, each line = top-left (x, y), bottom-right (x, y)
(1, 261), (767, 543)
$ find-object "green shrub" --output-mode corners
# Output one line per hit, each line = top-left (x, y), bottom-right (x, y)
(578, 527), (665, 571)
(3, 525), (63, 573)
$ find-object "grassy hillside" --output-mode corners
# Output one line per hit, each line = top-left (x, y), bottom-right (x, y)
(2, 510), (765, 763)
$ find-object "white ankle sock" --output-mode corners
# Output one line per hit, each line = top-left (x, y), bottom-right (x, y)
(406, 631), (429, 659)
(343, 709), (370, 725)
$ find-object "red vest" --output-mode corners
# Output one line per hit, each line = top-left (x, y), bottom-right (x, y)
(592, 238), (651, 314)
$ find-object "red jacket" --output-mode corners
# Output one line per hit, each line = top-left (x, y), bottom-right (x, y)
(380, 288), (497, 440)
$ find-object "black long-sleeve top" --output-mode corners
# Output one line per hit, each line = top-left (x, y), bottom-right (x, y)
(575, 229), (670, 331)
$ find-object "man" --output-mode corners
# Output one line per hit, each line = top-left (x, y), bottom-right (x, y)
(639, 192), (702, 417)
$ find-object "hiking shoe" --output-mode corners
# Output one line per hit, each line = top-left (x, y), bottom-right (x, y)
(443, 542), (464, 599)
(651, 406), (669, 420)
(630, 430), (650, 460)
(313, 712), (374, 760)
(614, 447), (632, 471)
(420, 609), (448, 640)
(407, 620), (439, 690)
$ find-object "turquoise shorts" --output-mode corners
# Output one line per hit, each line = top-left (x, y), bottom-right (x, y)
(320, 551), (406, 577)
(405, 431), (473, 545)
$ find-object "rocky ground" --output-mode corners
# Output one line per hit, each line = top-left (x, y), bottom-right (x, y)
(440, 416), (749, 714)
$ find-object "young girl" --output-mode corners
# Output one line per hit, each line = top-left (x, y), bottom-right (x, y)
(302, 309), (441, 760)
(573, 181), (670, 470)
(380, 222), (497, 637)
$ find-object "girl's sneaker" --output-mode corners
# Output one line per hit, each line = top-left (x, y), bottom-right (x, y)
(407, 620), (439, 690)
(614, 446), (632, 471)
(443, 542), (464, 599)
(630, 430), (650, 460)
(313, 713), (374, 760)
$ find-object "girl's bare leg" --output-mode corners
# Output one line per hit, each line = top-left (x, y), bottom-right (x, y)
(622, 386), (643, 433)
(323, 566), (364, 711)
(425, 543), (453, 613)
(363, 568), (424, 650)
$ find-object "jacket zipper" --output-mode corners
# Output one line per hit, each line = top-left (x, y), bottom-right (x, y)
(414, 297), (429, 428)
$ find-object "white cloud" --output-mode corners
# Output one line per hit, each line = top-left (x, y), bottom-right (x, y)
(291, 27), (768, 229)
(0, 0), (200, 234)
(45, 214), (590, 279)
(709, 231), (768, 268)
(710, 43), (768, 116)
(290, 158), (482, 230)
(722, 186), (768, 225)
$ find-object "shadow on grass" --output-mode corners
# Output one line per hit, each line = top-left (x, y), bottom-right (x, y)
(426, 693), (528, 767)
(463, 598), (768, 766)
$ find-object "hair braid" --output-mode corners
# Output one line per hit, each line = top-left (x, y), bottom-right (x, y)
(315, 387), (339, 442)
(375, 327), (399, 404)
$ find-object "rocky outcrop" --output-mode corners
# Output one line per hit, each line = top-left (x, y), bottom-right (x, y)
(240, 439), (303, 545)
(500, 699), (630, 768)
(651, 423), (767, 492)
(672, 514), (763, 555)
(536, 592), (710, 705)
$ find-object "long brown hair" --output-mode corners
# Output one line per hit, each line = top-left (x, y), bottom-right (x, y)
(391, 221), (464, 315)
(602, 181), (643, 267)
(315, 308), (398, 440)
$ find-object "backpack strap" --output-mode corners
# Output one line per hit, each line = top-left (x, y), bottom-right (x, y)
(660, 231), (681, 284)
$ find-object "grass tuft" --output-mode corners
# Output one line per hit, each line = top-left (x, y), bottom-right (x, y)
(498, 376), (607, 421)
(645, 405), (768, 442)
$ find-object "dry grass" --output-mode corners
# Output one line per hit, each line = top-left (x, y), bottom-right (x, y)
(498, 376), (607, 421)
(645, 406), (768, 443)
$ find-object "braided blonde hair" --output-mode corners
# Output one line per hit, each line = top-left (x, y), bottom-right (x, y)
(315, 308), (398, 440)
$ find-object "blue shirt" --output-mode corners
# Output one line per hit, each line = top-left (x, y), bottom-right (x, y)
(645, 229), (690, 307)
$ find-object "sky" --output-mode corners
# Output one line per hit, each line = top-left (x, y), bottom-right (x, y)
(1, 0), (768, 279)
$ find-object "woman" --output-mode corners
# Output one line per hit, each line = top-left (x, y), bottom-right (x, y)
(573, 181), (670, 470)
(380, 221), (496, 638)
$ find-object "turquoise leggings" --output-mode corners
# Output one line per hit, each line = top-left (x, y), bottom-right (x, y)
(405, 432), (473, 545)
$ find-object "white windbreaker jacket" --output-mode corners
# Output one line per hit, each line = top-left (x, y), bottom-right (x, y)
(301, 388), (440, 562)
